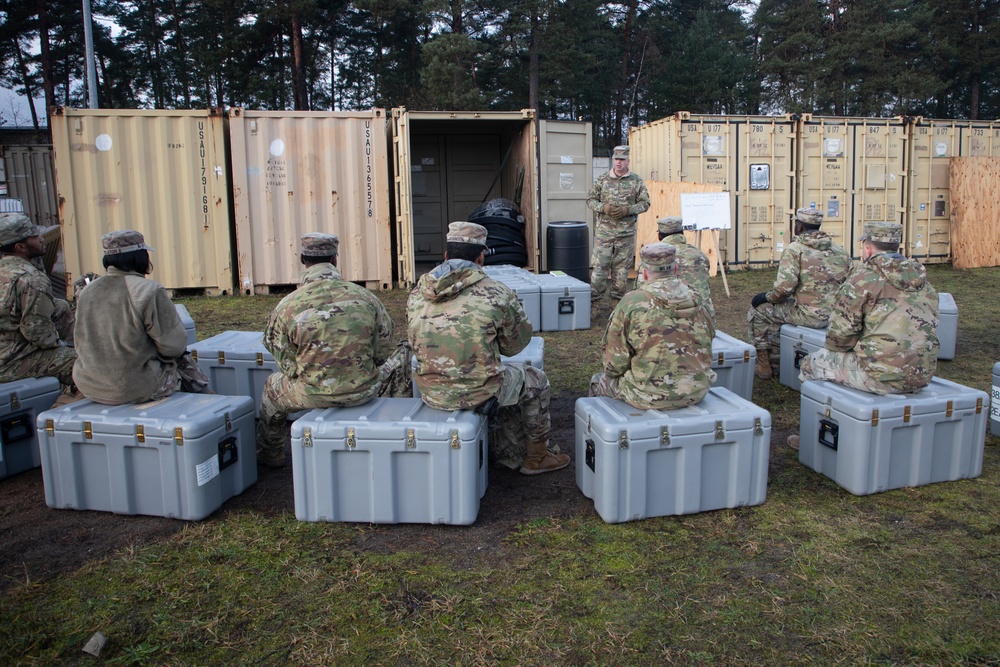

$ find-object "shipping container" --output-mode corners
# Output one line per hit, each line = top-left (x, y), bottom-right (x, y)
(229, 109), (393, 292)
(907, 118), (1000, 263)
(0, 144), (59, 227)
(629, 112), (797, 265)
(798, 116), (908, 258)
(392, 108), (591, 286)
(538, 119), (593, 267)
(50, 108), (234, 296)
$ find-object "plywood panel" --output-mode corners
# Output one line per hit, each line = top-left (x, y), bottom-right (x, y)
(949, 157), (1000, 269)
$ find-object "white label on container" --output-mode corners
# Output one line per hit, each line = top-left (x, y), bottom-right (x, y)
(269, 139), (285, 157)
(991, 385), (999, 419)
(560, 155), (574, 164)
(95, 134), (113, 151)
(560, 172), (574, 189)
(777, 242), (784, 252)
(196, 456), (220, 486)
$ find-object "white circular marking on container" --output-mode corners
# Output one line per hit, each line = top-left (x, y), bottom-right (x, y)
(935, 142), (948, 157)
(269, 139), (285, 157)
(95, 134), (113, 151)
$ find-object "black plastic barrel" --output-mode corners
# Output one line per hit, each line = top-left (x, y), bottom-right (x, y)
(547, 221), (590, 283)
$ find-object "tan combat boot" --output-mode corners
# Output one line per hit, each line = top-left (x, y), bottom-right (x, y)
(519, 440), (570, 475)
(754, 349), (772, 380)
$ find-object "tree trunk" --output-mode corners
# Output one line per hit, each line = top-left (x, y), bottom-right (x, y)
(291, 14), (308, 110)
(35, 0), (54, 120)
(528, 8), (539, 113)
(11, 38), (39, 128)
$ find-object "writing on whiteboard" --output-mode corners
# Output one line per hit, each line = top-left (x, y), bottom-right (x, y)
(681, 192), (732, 230)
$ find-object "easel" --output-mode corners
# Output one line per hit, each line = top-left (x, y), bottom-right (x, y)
(690, 229), (730, 297)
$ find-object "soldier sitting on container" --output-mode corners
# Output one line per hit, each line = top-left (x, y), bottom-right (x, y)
(408, 221), (569, 475)
(638, 215), (715, 323)
(73, 230), (211, 405)
(747, 207), (852, 380)
(0, 212), (77, 391)
(590, 242), (716, 410)
(796, 221), (938, 417)
(256, 233), (412, 468)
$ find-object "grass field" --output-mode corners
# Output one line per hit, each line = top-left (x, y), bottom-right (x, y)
(1, 264), (997, 666)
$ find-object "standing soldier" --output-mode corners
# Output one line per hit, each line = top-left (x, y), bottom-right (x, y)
(638, 215), (715, 323)
(590, 243), (716, 410)
(256, 233), (411, 468)
(0, 212), (76, 390)
(747, 207), (852, 380)
(586, 145), (651, 319)
(798, 221), (938, 397)
(408, 221), (568, 475)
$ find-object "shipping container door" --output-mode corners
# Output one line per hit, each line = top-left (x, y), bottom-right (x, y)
(393, 108), (416, 286)
(539, 120), (592, 271)
(409, 135), (447, 263)
(798, 117), (853, 253)
(908, 119), (961, 262)
(1, 145), (58, 227)
(850, 118), (906, 258)
(739, 118), (796, 265)
(447, 134), (501, 220)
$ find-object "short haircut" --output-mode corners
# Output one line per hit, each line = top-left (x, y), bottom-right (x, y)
(446, 241), (484, 262)
(301, 254), (335, 266)
(657, 232), (667, 241)
(799, 222), (821, 232)
(0, 242), (21, 254)
(867, 239), (899, 253)
(103, 248), (151, 275)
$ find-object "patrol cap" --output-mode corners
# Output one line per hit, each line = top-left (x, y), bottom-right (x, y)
(612, 145), (630, 159)
(640, 242), (677, 272)
(300, 232), (339, 257)
(446, 221), (488, 246)
(859, 221), (903, 244)
(0, 212), (44, 247)
(102, 229), (155, 255)
(657, 216), (684, 235)
(795, 207), (823, 226)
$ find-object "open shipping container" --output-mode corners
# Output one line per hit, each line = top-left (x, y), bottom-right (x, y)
(50, 108), (234, 295)
(229, 109), (393, 292)
(392, 108), (591, 286)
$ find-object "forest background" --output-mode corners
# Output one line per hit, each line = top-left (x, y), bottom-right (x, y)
(1, 0), (999, 150)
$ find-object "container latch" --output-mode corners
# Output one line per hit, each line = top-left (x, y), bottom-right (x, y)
(303, 427), (313, 448)
(225, 413), (232, 431)
(903, 405), (911, 423)
(346, 427), (356, 449)
(717, 352), (724, 365)
(10, 392), (19, 410)
(946, 400), (953, 418)
(743, 350), (750, 363)
(83, 420), (93, 440)
(754, 417), (763, 436)
(256, 352), (264, 367)
(975, 397), (982, 414)
(618, 429), (628, 450)
(406, 428), (416, 449)
(871, 409), (879, 427)
(174, 427), (184, 445)
(191, 350), (199, 362)
(136, 424), (145, 443)
(218, 351), (226, 365)
(660, 426), (670, 447)
(450, 429), (461, 449)
(45, 418), (54, 436)
(715, 420), (725, 440)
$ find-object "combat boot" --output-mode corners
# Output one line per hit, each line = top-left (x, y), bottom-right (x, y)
(519, 439), (570, 475)
(754, 349), (772, 380)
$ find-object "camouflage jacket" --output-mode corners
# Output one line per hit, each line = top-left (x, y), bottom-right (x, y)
(602, 276), (716, 410)
(638, 233), (715, 321)
(407, 259), (531, 410)
(826, 252), (938, 392)
(264, 263), (393, 402)
(766, 231), (852, 322)
(586, 171), (651, 239)
(0, 255), (64, 372)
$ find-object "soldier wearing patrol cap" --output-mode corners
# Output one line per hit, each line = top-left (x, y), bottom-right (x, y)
(637, 215), (715, 322)
(0, 212), (77, 389)
(590, 242), (716, 410)
(796, 221), (938, 414)
(408, 221), (569, 475)
(73, 230), (211, 405)
(257, 232), (411, 467)
(747, 206), (852, 380)
(586, 144), (651, 320)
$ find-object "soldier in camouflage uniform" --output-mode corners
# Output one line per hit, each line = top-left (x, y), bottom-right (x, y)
(590, 243), (716, 410)
(586, 145), (651, 318)
(747, 207), (852, 380)
(799, 221), (938, 396)
(0, 212), (76, 389)
(256, 233), (411, 468)
(638, 215), (715, 322)
(408, 221), (568, 475)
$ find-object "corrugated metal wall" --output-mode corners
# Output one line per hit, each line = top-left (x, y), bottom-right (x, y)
(229, 109), (393, 292)
(1, 144), (59, 227)
(50, 108), (234, 294)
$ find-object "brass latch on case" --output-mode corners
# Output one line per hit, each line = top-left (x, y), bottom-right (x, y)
(946, 400), (953, 417)
(225, 413), (232, 431)
(45, 418), (54, 436)
(824, 406), (831, 419)
(303, 427), (313, 448)
(136, 424), (145, 443)
(618, 429), (629, 450)
(406, 428), (416, 449)
(346, 427), (356, 449)
(10, 393), (19, 410)
(743, 350), (750, 363)
(191, 350), (198, 362)
(83, 420), (93, 440)
(174, 427), (184, 445)
(660, 426), (670, 446)
(872, 409), (879, 426)
(975, 398), (983, 414)
(218, 351), (226, 365)
(903, 406), (911, 423)
(256, 352), (264, 366)
(717, 352), (724, 365)
(450, 429), (460, 449)
(754, 417), (764, 436)
(715, 420), (725, 440)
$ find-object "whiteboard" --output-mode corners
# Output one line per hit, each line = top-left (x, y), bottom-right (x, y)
(681, 192), (731, 230)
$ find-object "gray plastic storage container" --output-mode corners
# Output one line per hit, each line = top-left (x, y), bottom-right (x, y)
(174, 304), (197, 346)
(531, 272), (591, 331)
(798, 377), (987, 495)
(0, 376), (61, 479)
(711, 331), (756, 401)
(37, 393), (257, 520)
(189, 331), (277, 417)
(937, 292), (957, 360)
(291, 398), (487, 525)
(779, 324), (828, 391)
(574, 388), (771, 523)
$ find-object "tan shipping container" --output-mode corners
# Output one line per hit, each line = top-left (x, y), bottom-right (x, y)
(1, 144), (59, 227)
(50, 107), (234, 295)
(630, 113), (797, 265)
(229, 109), (393, 292)
(798, 116), (907, 258)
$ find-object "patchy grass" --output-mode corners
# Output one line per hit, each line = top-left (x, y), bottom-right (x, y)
(4, 263), (999, 665)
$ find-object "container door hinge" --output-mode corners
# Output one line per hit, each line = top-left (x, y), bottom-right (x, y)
(660, 426), (670, 446)
(450, 429), (460, 449)
(618, 429), (629, 450)
(303, 427), (313, 448)
(715, 420), (725, 440)
(754, 417), (764, 436)
(406, 428), (416, 449)
(346, 427), (356, 449)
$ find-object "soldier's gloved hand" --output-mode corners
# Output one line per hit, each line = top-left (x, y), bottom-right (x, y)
(610, 204), (630, 218)
(751, 292), (769, 309)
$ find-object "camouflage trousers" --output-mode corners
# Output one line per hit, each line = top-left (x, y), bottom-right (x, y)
(256, 342), (413, 461)
(799, 349), (927, 396)
(53, 299), (75, 345)
(487, 364), (553, 470)
(747, 301), (828, 353)
(147, 352), (213, 402)
(591, 232), (636, 303)
(0, 344), (77, 390)
(588, 372), (706, 410)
